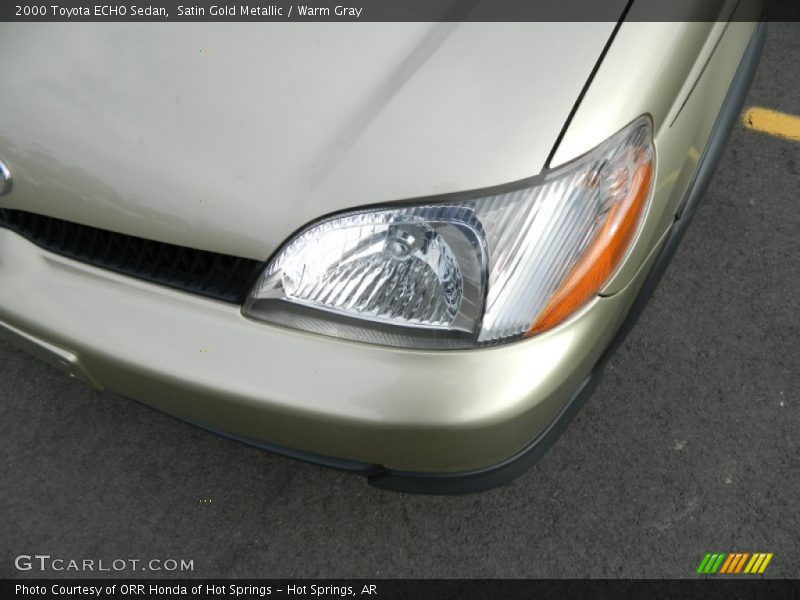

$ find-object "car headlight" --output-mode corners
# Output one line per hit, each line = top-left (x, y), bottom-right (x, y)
(244, 116), (654, 349)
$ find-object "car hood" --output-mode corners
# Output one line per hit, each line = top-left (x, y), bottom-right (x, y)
(0, 21), (621, 261)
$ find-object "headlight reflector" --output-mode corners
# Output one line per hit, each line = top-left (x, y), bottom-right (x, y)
(244, 117), (654, 349)
(247, 209), (487, 338)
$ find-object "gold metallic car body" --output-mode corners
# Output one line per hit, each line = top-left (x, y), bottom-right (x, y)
(0, 3), (763, 491)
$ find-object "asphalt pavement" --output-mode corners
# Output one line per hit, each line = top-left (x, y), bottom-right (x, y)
(1, 23), (798, 579)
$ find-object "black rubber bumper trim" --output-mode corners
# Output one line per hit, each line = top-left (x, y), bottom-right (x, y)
(185, 421), (385, 476)
(368, 21), (766, 495)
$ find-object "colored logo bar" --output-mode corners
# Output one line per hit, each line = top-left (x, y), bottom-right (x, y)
(696, 553), (773, 574)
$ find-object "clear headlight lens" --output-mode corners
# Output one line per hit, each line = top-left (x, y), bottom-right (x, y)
(244, 117), (654, 349)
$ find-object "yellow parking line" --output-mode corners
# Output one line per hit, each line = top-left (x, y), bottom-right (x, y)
(742, 107), (800, 142)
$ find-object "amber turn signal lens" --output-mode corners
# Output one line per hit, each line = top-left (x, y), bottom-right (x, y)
(527, 159), (653, 336)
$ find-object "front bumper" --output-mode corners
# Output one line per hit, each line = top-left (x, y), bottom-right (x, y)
(0, 225), (647, 473)
(0, 21), (763, 493)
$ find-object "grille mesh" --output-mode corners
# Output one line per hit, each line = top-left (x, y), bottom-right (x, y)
(0, 208), (263, 303)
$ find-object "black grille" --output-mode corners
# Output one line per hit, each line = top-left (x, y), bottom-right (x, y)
(0, 208), (264, 303)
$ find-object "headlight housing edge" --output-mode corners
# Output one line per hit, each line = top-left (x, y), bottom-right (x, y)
(244, 116), (655, 349)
